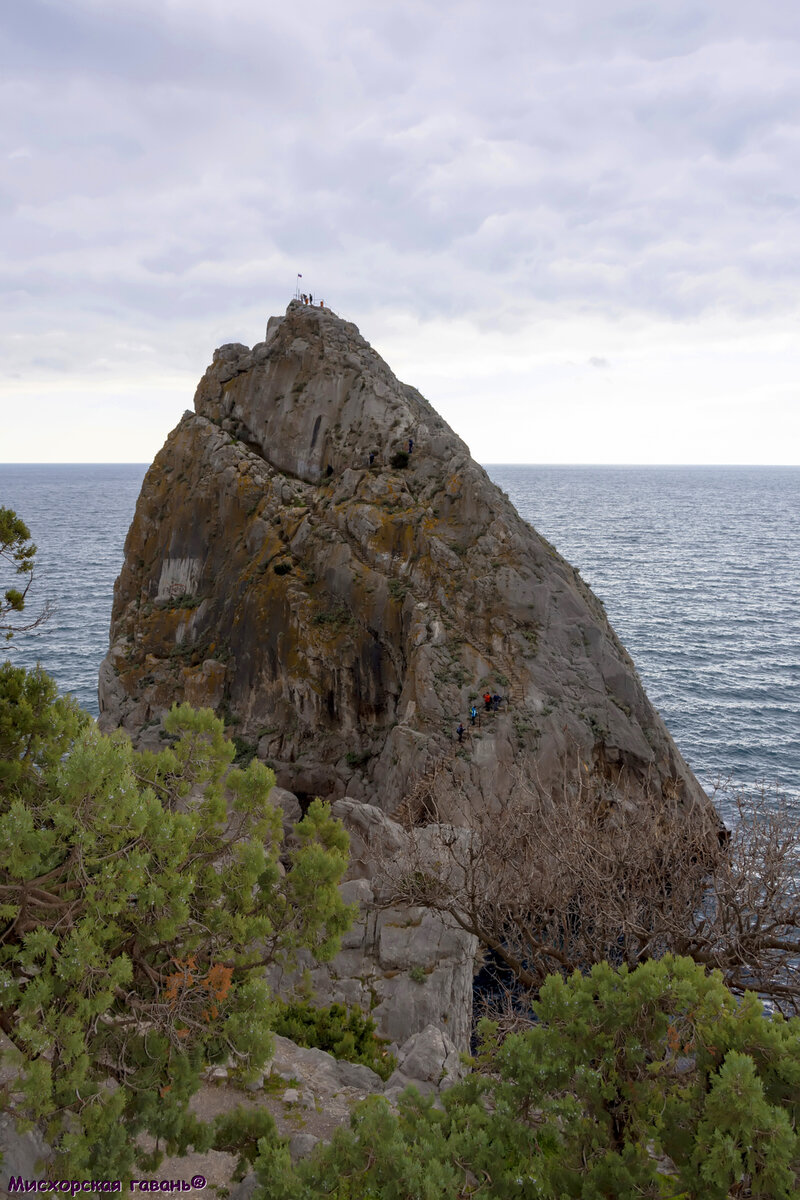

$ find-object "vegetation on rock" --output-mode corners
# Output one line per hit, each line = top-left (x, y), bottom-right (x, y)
(254, 956), (800, 1199)
(380, 775), (800, 1016)
(0, 661), (355, 1180)
(271, 1000), (397, 1081)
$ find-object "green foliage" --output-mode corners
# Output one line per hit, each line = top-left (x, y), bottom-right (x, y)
(0, 507), (39, 638)
(311, 605), (354, 629)
(271, 1000), (397, 1081)
(0, 669), (356, 1181)
(160, 592), (204, 610)
(255, 956), (800, 1198)
(232, 734), (258, 766)
(389, 451), (409, 469)
(345, 750), (371, 768)
(0, 663), (90, 793)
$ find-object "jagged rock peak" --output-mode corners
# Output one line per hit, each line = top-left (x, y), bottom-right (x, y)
(194, 300), (467, 484)
(99, 301), (710, 823)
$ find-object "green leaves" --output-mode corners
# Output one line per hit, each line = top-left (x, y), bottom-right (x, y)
(694, 1051), (797, 1198)
(0, 507), (48, 638)
(0, 508), (34, 604)
(271, 999), (397, 1080)
(0, 672), (354, 1182)
(256, 956), (800, 1199)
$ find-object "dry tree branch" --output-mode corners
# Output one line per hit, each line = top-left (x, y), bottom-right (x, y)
(376, 760), (800, 1013)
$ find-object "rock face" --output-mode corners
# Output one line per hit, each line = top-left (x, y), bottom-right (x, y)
(99, 299), (708, 823)
(267, 800), (479, 1051)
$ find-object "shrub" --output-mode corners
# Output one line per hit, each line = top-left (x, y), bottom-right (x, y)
(252, 957), (800, 1199)
(232, 734), (258, 766)
(0, 667), (356, 1181)
(389, 451), (409, 469)
(271, 1001), (396, 1081)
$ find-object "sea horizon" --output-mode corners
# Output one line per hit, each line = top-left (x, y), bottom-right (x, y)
(3, 461), (800, 468)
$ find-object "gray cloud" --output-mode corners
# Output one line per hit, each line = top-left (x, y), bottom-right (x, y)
(2, 0), (800, 457)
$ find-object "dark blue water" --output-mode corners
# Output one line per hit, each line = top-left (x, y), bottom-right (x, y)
(489, 465), (800, 800)
(1, 464), (147, 716)
(1, 464), (798, 800)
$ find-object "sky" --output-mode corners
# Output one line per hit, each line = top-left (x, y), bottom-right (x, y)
(1, 0), (799, 465)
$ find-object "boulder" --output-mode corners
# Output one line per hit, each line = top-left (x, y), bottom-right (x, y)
(288, 1133), (319, 1162)
(0, 1114), (52, 1178)
(386, 1024), (464, 1094)
(266, 802), (478, 1051)
(96, 297), (718, 1086)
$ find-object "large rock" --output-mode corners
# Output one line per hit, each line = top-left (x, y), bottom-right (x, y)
(267, 801), (478, 1052)
(268, 1033), (384, 1100)
(0, 1114), (51, 1179)
(386, 1024), (464, 1094)
(98, 299), (710, 827)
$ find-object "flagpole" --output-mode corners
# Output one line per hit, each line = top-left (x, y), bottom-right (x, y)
(295, 273), (302, 300)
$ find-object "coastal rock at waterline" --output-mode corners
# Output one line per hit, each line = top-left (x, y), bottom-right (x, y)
(99, 299), (709, 827)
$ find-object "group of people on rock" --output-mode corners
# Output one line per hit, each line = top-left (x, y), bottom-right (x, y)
(456, 692), (505, 742)
(299, 294), (325, 307)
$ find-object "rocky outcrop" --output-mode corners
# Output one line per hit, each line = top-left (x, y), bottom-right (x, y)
(142, 1025), (465, 1191)
(0, 1113), (51, 1180)
(267, 800), (478, 1052)
(93, 299), (719, 1190)
(383, 1024), (464, 1103)
(99, 300), (708, 824)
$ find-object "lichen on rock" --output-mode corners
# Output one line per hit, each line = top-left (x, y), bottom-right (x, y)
(99, 299), (707, 824)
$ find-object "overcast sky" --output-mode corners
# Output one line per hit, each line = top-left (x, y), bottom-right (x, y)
(2, 0), (799, 464)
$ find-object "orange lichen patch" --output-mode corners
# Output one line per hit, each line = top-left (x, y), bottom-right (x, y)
(152, 673), (189, 707)
(140, 606), (195, 647)
(121, 652), (162, 688)
(369, 514), (419, 561)
(182, 660), (227, 709)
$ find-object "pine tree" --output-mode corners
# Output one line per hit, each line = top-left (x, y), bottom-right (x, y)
(253, 956), (800, 1198)
(0, 666), (356, 1180)
(0, 507), (50, 638)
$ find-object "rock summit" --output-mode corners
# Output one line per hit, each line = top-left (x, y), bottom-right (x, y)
(99, 300), (707, 822)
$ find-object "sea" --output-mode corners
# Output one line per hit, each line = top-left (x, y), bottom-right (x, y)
(1, 464), (798, 812)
